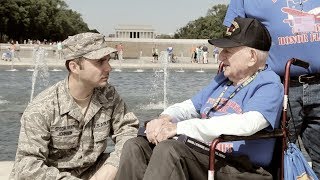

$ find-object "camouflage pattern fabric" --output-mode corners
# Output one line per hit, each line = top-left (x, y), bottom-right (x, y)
(62, 32), (117, 61)
(10, 78), (139, 179)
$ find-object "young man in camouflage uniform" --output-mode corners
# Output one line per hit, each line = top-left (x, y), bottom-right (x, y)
(10, 32), (139, 180)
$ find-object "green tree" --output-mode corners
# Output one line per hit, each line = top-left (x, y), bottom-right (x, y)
(0, 0), (90, 42)
(174, 4), (228, 39)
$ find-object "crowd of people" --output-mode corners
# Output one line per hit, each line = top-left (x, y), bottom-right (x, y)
(1, 39), (222, 65)
(1, 39), (65, 61)
(6, 1), (320, 179)
(190, 45), (217, 64)
(1, 41), (21, 61)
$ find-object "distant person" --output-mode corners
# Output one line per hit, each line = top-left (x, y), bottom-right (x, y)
(10, 32), (139, 180)
(114, 44), (119, 60)
(14, 41), (21, 61)
(139, 49), (143, 59)
(1, 48), (12, 61)
(167, 46), (173, 62)
(196, 46), (203, 64)
(202, 45), (208, 64)
(190, 46), (196, 63)
(213, 47), (219, 64)
(193, 46), (198, 63)
(9, 41), (16, 61)
(152, 47), (159, 62)
(56, 41), (63, 60)
(117, 43), (124, 60)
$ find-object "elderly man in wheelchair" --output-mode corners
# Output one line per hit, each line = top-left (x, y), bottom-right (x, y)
(116, 17), (284, 180)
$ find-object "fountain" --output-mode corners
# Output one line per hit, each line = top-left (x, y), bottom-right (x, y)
(146, 51), (169, 110)
(51, 68), (62, 72)
(135, 56), (144, 72)
(29, 47), (49, 102)
(195, 68), (205, 73)
(152, 51), (169, 109)
(134, 58), (144, 72)
(162, 52), (169, 109)
(114, 59), (122, 72)
(176, 63), (185, 73)
(5, 58), (18, 72)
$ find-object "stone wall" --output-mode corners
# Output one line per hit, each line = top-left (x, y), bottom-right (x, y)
(0, 38), (216, 61)
(106, 38), (214, 60)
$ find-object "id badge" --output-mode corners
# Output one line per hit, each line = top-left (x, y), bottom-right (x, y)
(292, 15), (315, 33)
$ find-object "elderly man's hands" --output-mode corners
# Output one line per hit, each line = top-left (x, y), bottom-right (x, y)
(146, 115), (176, 144)
(155, 122), (177, 142)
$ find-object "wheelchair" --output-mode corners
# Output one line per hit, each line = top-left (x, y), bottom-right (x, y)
(208, 58), (309, 180)
(137, 58), (309, 180)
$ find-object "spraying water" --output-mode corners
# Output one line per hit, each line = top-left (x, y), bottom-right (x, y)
(30, 47), (49, 102)
(135, 58), (144, 72)
(114, 58), (123, 72)
(160, 51), (169, 109)
(147, 51), (169, 110)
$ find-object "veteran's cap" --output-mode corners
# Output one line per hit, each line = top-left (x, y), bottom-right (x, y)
(208, 17), (271, 51)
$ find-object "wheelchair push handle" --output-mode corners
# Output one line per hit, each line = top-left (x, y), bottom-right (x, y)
(284, 58), (309, 95)
(290, 58), (309, 69)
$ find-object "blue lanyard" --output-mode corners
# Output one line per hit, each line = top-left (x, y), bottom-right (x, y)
(202, 70), (262, 119)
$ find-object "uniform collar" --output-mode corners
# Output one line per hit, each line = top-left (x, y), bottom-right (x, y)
(57, 78), (105, 122)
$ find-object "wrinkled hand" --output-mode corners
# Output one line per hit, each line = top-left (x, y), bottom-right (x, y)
(155, 122), (177, 143)
(146, 117), (171, 144)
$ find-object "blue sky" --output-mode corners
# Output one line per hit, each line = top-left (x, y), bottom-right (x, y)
(64, 0), (229, 36)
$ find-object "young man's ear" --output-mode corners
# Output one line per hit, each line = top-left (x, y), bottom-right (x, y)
(69, 61), (81, 73)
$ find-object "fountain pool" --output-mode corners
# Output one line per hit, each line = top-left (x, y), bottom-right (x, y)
(0, 67), (216, 161)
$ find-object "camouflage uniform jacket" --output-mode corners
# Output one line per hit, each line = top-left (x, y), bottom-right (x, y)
(11, 78), (139, 179)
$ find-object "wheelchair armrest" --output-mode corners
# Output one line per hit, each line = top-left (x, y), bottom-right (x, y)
(209, 129), (284, 173)
(218, 129), (283, 142)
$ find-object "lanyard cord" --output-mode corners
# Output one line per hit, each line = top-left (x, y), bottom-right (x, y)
(203, 69), (263, 119)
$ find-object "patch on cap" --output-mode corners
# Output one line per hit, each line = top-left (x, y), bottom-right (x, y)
(226, 20), (240, 36)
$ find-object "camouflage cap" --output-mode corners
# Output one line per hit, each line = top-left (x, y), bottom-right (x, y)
(62, 32), (117, 61)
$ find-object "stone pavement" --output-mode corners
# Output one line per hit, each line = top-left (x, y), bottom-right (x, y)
(0, 161), (13, 179)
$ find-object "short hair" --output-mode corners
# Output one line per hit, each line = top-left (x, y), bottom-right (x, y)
(65, 57), (84, 72)
(255, 49), (269, 62)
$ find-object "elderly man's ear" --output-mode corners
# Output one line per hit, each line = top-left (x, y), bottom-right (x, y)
(248, 49), (258, 67)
